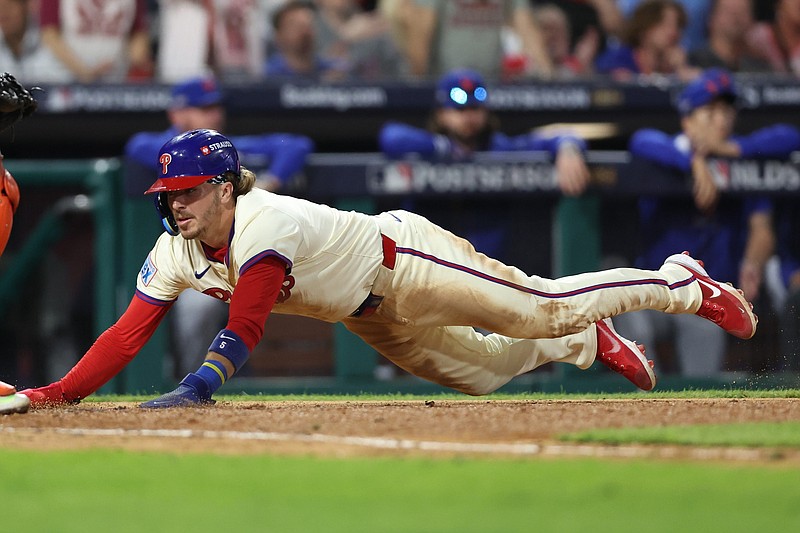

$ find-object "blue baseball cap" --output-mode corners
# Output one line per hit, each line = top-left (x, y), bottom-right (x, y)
(169, 76), (223, 109)
(676, 68), (737, 116)
(436, 69), (488, 109)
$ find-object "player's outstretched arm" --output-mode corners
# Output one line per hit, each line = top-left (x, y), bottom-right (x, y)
(629, 128), (692, 172)
(140, 257), (287, 408)
(19, 296), (170, 407)
(379, 122), (447, 159)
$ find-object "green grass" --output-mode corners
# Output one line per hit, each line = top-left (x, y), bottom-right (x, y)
(6, 391), (800, 531)
(561, 421), (800, 448)
(1, 450), (799, 533)
(85, 388), (800, 403)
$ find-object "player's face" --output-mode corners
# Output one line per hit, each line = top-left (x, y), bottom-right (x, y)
(537, 6), (571, 63)
(166, 182), (226, 243)
(642, 6), (682, 50)
(0, 0), (28, 38)
(710, 0), (753, 38)
(687, 99), (737, 137)
(277, 7), (315, 54)
(436, 107), (489, 142)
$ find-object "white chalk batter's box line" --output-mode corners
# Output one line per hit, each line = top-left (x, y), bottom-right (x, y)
(0, 426), (768, 461)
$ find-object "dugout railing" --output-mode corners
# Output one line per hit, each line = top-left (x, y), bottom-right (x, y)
(3, 153), (799, 394)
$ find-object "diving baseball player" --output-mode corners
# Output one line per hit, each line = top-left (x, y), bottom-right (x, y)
(20, 129), (758, 408)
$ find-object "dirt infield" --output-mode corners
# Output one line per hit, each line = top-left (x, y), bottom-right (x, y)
(2, 398), (800, 462)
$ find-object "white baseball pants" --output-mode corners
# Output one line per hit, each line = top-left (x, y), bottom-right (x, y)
(342, 210), (702, 395)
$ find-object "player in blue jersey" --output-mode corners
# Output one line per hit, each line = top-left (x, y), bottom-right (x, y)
(379, 68), (590, 196)
(125, 76), (314, 193)
(123, 76), (314, 377)
(378, 68), (590, 274)
(614, 68), (800, 377)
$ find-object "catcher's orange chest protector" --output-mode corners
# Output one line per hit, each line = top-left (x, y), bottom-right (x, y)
(1, 152), (20, 256)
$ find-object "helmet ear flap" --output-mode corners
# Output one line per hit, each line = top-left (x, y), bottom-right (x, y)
(154, 192), (179, 236)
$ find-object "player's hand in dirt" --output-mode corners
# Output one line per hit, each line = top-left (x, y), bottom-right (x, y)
(18, 382), (72, 408)
(139, 374), (215, 408)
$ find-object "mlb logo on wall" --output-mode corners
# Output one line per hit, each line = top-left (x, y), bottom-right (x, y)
(140, 255), (158, 286)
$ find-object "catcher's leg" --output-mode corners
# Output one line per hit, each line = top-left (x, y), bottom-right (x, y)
(0, 380), (30, 415)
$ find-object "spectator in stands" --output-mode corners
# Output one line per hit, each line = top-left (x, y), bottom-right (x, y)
(39, 0), (154, 82)
(614, 68), (800, 377)
(157, 0), (276, 82)
(404, 0), (554, 80)
(314, 0), (407, 80)
(532, 3), (600, 77)
(530, 0), (625, 44)
(379, 68), (589, 263)
(747, 0), (800, 75)
(689, 0), (771, 72)
(265, 0), (348, 80)
(379, 0), (413, 66)
(156, 0), (212, 82)
(618, 0), (712, 51)
(208, 0), (269, 81)
(595, 0), (699, 81)
(0, 0), (68, 82)
(124, 75), (314, 377)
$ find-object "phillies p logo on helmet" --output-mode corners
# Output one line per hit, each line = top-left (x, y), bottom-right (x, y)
(159, 153), (172, 175)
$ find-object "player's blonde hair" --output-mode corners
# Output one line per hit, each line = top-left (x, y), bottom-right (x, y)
(231, 166), (256, 198)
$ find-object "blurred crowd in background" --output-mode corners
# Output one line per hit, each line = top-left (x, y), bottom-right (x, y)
(2, 0), (800, 85)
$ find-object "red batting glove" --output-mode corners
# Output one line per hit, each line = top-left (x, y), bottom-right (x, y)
(18, 382), (74, 407)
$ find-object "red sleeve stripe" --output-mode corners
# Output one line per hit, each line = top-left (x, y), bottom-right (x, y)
(135, 290), (176, 307)
(240, 250), (292, 276)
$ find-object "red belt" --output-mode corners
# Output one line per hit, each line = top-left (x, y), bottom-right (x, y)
(350, 234), (396, 318)
(380, 233), (396, 269)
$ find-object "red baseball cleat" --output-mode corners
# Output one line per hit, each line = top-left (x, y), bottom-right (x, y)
(595, 318), (656, 391)
(664, 251), (758, 339)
